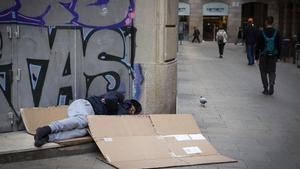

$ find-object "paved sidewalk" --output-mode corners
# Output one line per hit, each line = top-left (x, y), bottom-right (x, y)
(1, 42), (300, 169)
(177, 42), (300, 169)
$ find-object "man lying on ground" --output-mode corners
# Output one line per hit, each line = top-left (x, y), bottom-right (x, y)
(34, 91), (142, 147)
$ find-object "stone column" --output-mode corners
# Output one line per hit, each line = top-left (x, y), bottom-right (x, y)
(135, 0), (178, 114)
(227, 1), (242, 43)
(189, 0), (202, 41)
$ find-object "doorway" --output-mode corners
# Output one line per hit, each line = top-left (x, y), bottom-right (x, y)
(203, 16), (227, 41)
(179, 16), (189, 40)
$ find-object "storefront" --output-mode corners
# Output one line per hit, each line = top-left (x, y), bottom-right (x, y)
(202, 2), (229, 41)
(178, 2), (190, 40)
(181, 0), (280, 43)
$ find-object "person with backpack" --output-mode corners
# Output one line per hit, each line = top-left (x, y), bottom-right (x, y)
(255, 16), (281, 95)
(216, 24), (228, 58)
(245, 18), (258, 65)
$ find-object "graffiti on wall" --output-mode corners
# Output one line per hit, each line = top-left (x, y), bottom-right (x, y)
(84, 71), (120, 98)
(0, 0), (135, 29)
(26, 59), (49, 107)
(57, 86), (73, 105)
(0, 63), (18, 118)
(0, 0), (143, 117)
(0, 64), (13, 107)
(0, 32), (2, 59)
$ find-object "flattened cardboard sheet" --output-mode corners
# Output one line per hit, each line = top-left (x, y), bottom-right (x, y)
(20, 106), (92, 144)
(112, 155), (235, 169)
(88, 114), (237, 169)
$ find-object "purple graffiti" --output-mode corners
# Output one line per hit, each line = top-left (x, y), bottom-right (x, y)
(0, 0), (51, 25)
(60, 0), (135, 29)
(0, 32), (2, 59)
(88, 0), (110, 16)
(0, 0), (135, 29)
(88, 0), (110, 6)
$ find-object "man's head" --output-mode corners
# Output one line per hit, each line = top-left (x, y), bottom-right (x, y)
(248, 18), (253, 24)
(126, 99), (142, 115)
(265, 16), (274, 26)
(219, 24), (225, 30)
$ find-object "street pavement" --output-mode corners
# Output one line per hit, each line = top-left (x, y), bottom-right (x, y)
(176, 42), (300, 169)
(1, 42), (300, 169)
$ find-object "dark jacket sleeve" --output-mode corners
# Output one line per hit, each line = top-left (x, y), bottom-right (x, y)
(255, 31), (263, 60)
(101, 91), (124, 103)
(100, 91), (125, 114)
(275, 31), (281, 59)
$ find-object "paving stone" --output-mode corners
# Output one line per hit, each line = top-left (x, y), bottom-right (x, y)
(177, 42), (300, 169)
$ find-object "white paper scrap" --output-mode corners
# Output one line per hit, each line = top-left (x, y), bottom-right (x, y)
(182, 146), (202, 154)
(103, 138), (113, 142)
(174, 134), (191, 141)
(189, 134), (206, 140)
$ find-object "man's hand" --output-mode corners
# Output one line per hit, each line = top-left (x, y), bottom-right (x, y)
(101, 98), (105, 104)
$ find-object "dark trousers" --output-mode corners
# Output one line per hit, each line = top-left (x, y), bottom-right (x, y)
(218, 43), (225, 56)
(259, 56), (277, 89)
(246, 44), (255, 65)
(192, 36), (200, 43)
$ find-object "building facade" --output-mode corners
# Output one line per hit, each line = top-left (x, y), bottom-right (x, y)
(179, 0), (300, 43)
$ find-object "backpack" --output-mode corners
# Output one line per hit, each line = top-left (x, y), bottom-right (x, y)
(217, 34), (224, 43)
(262, 30), (278, 56)
(217, 31), (225, 43)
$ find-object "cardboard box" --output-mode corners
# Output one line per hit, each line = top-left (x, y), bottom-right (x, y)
(20, 106), (92, 145)
(88, 114), (236, 169)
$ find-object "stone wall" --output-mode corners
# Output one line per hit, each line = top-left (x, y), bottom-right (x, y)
(0, 0), (178, 132)
(135, 0), (178, 114)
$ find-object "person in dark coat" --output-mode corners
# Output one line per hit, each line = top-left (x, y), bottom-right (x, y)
(235, 27), (244, 45)
(255, 16), (281, 95)
(34, 91), (142, 147)
(245, 18), (259, 65)
(192, 27), (201, 43)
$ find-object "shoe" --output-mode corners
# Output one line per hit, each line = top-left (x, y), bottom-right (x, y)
(262, 89), (268, 95)
(34, 135), (49, 147)
(35, 126), (51, 140)
(219, 55), (223, 58)
(269, 85), (274, 95)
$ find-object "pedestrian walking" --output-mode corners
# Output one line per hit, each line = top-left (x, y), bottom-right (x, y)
(34, 91), (142, 147)
(178, 22), (184, 45)
(245, 18), (259, 65)
(255, 16), (281, 95)
(235, 27), (244, 45)
(216, 25), (228, 58)
(192, 27), (201, 43)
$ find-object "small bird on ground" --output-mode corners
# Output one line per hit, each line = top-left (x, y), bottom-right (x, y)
(199, 96), (207, 107)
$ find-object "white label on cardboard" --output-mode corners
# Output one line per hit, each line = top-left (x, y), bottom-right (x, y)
(170, 152), (189, 158)
(182, 146), (202, 154)
(174, 134), (191, 141)
(189, 134), (206, 140)
(103, 138), (113, 142)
